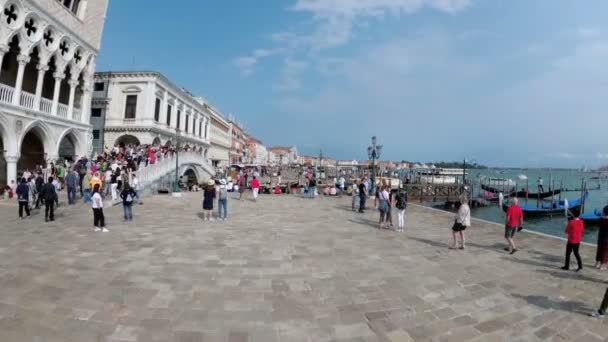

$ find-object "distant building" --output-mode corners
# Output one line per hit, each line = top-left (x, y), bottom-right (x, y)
(228, 119), (247, 165)
(268, 146), (299, 165)
(92, 71), (211, 154)
(246, 137), (267, 165)
(0, 0), (109, 188)
(195, 98), (230, 168)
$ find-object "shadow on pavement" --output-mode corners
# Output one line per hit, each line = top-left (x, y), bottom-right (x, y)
(511, 293), (592, 316)
(536, 269), (608, 285)
(407, 236), (450, 249)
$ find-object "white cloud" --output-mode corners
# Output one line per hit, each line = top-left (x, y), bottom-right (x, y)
(233, 48), (284, 76)
(596, 153), (608, 160)
(234, 0), (472, 76)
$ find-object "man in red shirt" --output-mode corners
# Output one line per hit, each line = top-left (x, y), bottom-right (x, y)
(505, 197), (524, 254)
(562, 213), (585, 271)
(251, 176), (261, 202)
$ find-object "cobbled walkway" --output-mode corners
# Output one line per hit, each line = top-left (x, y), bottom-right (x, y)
(0, 192), (607, 341)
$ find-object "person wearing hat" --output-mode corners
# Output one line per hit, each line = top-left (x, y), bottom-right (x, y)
(202, 179), (216, 221)
(218, 179), (229, 220)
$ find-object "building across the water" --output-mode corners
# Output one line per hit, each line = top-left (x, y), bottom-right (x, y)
(0, 0), (109, 188)
(268, 146), (299, 166)
(91, 71), (212, 155)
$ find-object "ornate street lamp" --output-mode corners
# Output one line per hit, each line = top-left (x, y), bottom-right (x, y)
(173, 128), (181, 194)
(367, 136), (382, 195)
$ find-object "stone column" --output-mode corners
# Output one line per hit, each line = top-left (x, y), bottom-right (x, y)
(12, 54), (31, 106)
(67, 77), (79, 120)
(51, 72), (64, 116)
(5, 153), (19, 184)
(34, 64), (49, 111)
(80, 80), (93, 124)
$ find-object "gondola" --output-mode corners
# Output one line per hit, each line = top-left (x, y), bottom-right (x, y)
(481, 184), (562, 199)
(501, 192), (588, 217)
(580, 211), (602, 225)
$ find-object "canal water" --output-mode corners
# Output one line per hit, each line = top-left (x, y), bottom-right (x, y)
(465, 169), (606, 243)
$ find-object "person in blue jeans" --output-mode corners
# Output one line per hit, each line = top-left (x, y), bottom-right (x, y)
(218, 179), (228, 220)
(120, 182), (137, 221)
(65, 169), (78, 205)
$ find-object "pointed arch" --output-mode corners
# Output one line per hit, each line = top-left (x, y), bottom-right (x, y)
(56, 127), (85, 160)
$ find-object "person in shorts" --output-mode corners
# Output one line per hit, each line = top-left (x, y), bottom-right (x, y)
(451, 197), (470, 249)
(505, 197), (524, 254)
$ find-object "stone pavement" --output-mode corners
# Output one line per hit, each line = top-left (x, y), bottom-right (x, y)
(0, 192), (607, 342)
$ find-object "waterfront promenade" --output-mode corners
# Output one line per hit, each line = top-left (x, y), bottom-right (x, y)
(0, 193), (606, 341)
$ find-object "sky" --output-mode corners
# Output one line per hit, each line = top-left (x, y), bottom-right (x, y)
(97, 0), (608, 168)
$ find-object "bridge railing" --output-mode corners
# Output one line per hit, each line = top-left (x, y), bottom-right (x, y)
(135, 152), (215, 190)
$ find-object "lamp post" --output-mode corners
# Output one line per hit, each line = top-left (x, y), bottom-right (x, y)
(367, 136), (382, 196)
(173, 128), (181, 195)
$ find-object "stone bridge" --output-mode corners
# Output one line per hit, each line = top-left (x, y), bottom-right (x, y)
(135, 151), (215, 195)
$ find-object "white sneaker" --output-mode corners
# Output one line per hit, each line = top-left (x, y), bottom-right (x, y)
(94, 227), (101, 232)
(101, 228), (109, 233)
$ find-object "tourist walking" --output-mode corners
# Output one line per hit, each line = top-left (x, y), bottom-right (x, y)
(82, 170), (93, 203)
(120, 182), (137, 221)
(562, 212), (584, 271)
(504, 197), (523, 254)
(92, 184), (108, 232)
(252, 176), (261, 201)
(352, 180), (360, 212)
(395, 188), (408, 232)
(16, 178), (31, 219)
(110, 169), (118, 201)
(591, 287), (608, 318)
(34, 172), (44, 209)
(218, 179), (228, 220)
(202, 180), (216, 221)
(358, 180), (367, 213)
(41, 177), (58, 222)
(451, 198), (470, 249)
(308, 177), (316, 199)
(377, 185), (390, 229)
(338, 176), (345, 197)
(596, 206), (608, 270)
(65, 168), (78, 205)
(237, 174), (245, 200)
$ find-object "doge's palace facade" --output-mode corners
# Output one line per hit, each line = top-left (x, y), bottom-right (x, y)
(0, 0), (108, 189)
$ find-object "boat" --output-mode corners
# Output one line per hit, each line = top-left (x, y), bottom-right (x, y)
(580, 211), (603, 224)
(481, 184), (562, 199)
(501, 192), (588, 217)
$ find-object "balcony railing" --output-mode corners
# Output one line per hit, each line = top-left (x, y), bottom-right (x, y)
(0, 82), (81, 122)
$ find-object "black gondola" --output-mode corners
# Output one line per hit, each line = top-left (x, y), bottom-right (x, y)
(481, 184), (562, 199)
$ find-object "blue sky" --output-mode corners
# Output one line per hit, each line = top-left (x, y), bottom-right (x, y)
(97, 0), (608, 168)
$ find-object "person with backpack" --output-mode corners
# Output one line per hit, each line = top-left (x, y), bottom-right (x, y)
(395, 188), (408, 232)
(120, 182), (137, 221)
(218, 179), (228, 220)
(41, 177), (58, 222)
(16, 178), (31, 219)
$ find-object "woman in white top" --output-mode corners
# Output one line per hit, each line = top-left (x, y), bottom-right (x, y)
(91, 184), (108, 232)
(451, 197), (471, 249)
(377, 186), (391, 229)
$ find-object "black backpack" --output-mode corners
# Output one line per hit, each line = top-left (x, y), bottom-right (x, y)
(396, 191), (408, 210)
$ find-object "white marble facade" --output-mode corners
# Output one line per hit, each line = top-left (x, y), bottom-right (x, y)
(0, 0), (108, 187)
(92, 71), (212, 155)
